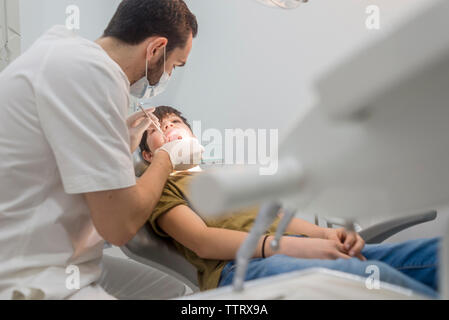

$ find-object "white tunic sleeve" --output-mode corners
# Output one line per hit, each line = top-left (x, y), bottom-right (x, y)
(34, 42), (136, 194)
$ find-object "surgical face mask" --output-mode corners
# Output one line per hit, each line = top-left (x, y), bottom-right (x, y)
(130, 47), (171, 99)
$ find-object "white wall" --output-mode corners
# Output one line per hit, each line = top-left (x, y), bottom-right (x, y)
(19, 0), (121, 51)
(150, 0), (439, 138)
(16, 0), (439, 136)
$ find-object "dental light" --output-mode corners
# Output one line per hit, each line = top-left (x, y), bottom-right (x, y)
(256, 0), (306, 9)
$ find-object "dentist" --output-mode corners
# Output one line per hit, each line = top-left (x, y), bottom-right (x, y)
(0, 0), (201, 299)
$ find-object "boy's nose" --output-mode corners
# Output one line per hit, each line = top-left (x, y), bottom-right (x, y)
(164, 122), (174, 131)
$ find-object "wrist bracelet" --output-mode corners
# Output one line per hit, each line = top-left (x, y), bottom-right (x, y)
(261, 235), (270, 258)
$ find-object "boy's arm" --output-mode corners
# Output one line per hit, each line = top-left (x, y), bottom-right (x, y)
(157, 205), (352, 260)
(157, 205), (267, 260)
(283, 214), (328, 238)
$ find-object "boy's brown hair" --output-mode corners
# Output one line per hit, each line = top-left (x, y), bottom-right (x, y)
(139, 105), (192, 153)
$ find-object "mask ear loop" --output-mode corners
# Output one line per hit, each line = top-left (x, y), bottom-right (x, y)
(145, 57), (148, 80)
(163, 45), (166, 74)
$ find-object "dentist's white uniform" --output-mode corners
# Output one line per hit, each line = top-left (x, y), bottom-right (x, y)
(0, 26), (136, 299)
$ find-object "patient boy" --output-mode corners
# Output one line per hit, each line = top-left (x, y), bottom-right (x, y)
(140, 106), (440, 298)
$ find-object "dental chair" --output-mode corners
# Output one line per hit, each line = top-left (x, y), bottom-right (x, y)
(121, 151), (437, 294)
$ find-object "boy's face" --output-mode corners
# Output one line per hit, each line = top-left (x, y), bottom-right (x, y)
(142, 113), (194, 163)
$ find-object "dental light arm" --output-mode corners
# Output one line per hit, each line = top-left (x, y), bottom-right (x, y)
(233, 202), (282, 292)
(233, 206), (300, 292)
(270, 207), (297, 251)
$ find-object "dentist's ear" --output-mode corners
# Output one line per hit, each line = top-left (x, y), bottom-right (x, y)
(145, 37), (168, 61)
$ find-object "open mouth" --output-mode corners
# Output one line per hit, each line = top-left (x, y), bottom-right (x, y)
(166, 129), (186, 142)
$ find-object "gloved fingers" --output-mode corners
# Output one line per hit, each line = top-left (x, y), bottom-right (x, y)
(133, 117), (151, 133)
(157, 137), (205, 170)
(128, 117), (151, 153)
(127, 107), (156, 127)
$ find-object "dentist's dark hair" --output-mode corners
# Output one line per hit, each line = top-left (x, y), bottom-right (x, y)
(103, 0), (198, 53)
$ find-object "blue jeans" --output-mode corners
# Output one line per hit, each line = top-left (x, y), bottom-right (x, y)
(218, 237), (440, 298)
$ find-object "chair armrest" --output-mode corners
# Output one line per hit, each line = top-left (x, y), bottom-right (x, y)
(359, 210), (437, 244)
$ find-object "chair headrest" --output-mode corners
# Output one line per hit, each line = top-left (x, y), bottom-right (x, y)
(133, 150), (149, 178)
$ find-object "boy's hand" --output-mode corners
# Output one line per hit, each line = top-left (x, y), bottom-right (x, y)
(323, 228), (366, 261)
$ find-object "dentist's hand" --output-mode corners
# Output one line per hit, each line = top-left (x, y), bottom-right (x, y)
(127, 107), (160, 153)
(156, 137), (205, 171)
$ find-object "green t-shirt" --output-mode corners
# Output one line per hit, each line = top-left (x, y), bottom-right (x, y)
(148, 171), (289, 291)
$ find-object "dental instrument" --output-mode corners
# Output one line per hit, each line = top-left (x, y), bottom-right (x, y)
(137, 102), (164, 136)
(232, 201), (282, 292)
